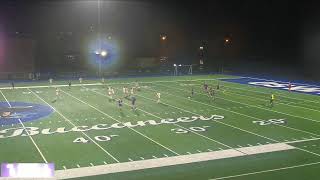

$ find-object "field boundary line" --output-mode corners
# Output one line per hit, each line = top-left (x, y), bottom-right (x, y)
(28, 88), (120, 163)
(55, 143), (294, 179)
(0, 78), (228, 90)
(59, 89), (180, 156)
(0, 90), (48, 163)
(210, 161), (320, 180)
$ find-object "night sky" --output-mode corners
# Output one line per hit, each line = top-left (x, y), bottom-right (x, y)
(0, 0), (319, 79)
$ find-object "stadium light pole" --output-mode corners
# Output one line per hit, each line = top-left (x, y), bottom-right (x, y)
(223, 35), (232, 74)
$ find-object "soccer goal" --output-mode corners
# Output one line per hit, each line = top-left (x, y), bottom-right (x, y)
(173, 64), (194, 76)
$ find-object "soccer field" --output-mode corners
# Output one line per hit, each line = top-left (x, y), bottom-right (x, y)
(1, 74), (320, 179)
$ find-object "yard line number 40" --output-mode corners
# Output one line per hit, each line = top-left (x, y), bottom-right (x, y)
(73, 135), (119, 144)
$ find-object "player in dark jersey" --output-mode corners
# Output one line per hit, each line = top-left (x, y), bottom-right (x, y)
(118, 99), (123, 110)
(288, 82), (292, 92)
(11, 81), (14, 90)
(191, 87), (194, 97)
(131, 96), (136, 110)
(68, 80), (71, 89)
(203, 82), (208, 92)
(209, 87), (215, 101)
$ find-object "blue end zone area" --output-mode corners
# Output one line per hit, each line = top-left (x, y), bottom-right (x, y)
(0, 102), (53, 126)
(220, 77), (320, 96)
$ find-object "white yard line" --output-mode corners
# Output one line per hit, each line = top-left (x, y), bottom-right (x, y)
(90, 89), (247, 155)
(286, 137), (320, 144)
(0, 83), (102, 90)
(55, 143), (295, 179)
(28, 88), (120, 163)
(210, 161), (320, 180)
(0, 90), (48, 163)
(59, 89), (180, 156)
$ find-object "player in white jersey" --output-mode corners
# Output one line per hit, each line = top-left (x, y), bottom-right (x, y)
(101, 77), (105, 83)
(56, 88), (59, 97)
(79, 77), (83, 84)
(108, 87), (113, 100)
(122, 87), (126, 95)
(134, 80), (141, 91)
(130, 87), (134, 95)
(156, 92), (161, 103)
(52, 88), (60, 103)
(49, 78), (53, 86)
(125, 87), (129, 96)
(111, 88), (115, 97)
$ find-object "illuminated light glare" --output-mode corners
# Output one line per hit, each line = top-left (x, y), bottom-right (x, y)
(161, 36), (167, 40)
(95, 51), (100, 55)
(101, 51), (107, 57)
(173, 64), (177, 67)
(199, 46), (204, 50)
(179, 64), (182, 67)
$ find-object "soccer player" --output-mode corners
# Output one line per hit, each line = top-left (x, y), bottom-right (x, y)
(270, 94), (275, 107)
(288, 82), (292, 92)
(135, 80), (141, 91)
(156, 92), (161, 103)
(126, 87), (129, 95)
(107, 87), (113, 100)
(122, 86), (126, 96)
(68, 80), (72, 89)
(203, 82), (208, 93)
(217, 82), (220, 90)
(101, 77), (105, 83)
(111, 87), (115, 98)
(11, 81), (14, 90)
(49, 78), (53, 86)
(117, 98), (123, 110)
(53, 88), (60, 102)
(191, 87), (194, 97)
(209, 87), (215, 101)
(130, 87), (135, 95)
(131, 96), (137, 110)
(79, 77), (83, 84)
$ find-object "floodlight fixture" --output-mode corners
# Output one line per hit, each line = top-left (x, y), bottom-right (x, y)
(101, 50), (107, 57)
